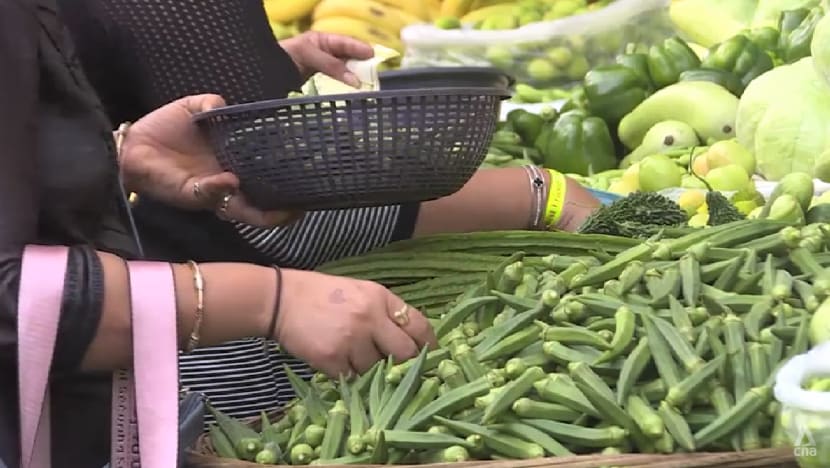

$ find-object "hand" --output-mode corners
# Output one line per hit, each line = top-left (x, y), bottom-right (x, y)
(121, 94), (301, 227)
(272, 270), (437, 378)
(280, 31), (374, 88)
(554, 178), (603, 232)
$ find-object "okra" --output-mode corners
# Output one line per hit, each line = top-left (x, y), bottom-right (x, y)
(511, 398), (581, 422)
(712, 255), (743, 292)
(616, 337), (651, 406)
(304, 424), (326, 448)
(572, 237), (661, 288)
(664, 355), (725, 408)
(381, 430), (470, 451)
(575, 293), (627, 317)
(538, 322), (610, 350)
(368, 360), (387, 423)
(435, 296), (499, 338)
(490, 290), (537, 312)
(618, 260), (646, 294)
(533, 374), (599, 418)
(479, 323), (542, 362)
(694, 327), (710, 359)
(743, 297), (775, 341)
(290, 443), (315, 465)
(794, 279), (820, 313)
(437, 359), (467, 389)
(572, 364), (651, 451)
(748, 343), (770, 388)
(451, 344), (488, 382)
(668, 296), (695, 344)
(310, 453), (373, 465)
(386, 348), (449, 384)
(394, 377), (440, 431)
(209, 406), (263, 461)
(788, 309), (811, 358)
(789, 246), (826, 277)
(208, 424), (238, 459)
(626, 395), (664, 440)
(642, 310), (682, 387)
(586, 317), (619, 332)
(724, 314), (750, 399)
(658, 402), (695, 452)
(371, 347), (429, 436)
(482, 366), (546, 424)
(318, 400), (348, 460)
(679, 254), (701, 307)
(475, 304), (544, 359)
(433, 417), (544, 459)
(694, 386), (773, 448)
(491, 422), (573, 457)
(398, 377), (491, 431)
(771, 269), (794, 301)
(595, 306), (636, 365)
(523, 419), (628, 448)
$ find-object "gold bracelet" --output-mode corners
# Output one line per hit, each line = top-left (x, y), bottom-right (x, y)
(185, 260), (205, 353)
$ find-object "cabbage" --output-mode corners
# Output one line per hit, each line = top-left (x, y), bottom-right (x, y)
(813, 12), (830, 87)
(736, 57), (830, 181)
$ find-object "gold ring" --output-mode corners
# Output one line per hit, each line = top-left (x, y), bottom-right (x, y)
(216, 193), (233, 220)
(192, 181), (202, 199)
(391, 304), (410, 327)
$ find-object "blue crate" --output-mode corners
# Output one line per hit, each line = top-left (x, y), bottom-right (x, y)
(587, 188), (622, 206)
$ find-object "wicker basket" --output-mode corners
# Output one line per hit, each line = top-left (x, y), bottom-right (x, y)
(185, 411), (799, 468)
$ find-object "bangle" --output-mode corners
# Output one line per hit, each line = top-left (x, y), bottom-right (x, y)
(268, 266), (284, 339)
(522, 165), (546, 230)
(114, 122), (139, 205)
(185, 260), (205, 353)
(544, 168), (568, 228)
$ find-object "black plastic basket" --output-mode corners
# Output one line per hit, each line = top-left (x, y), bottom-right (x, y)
(379, 67), (515, 91)
(194, 87), (510, 211)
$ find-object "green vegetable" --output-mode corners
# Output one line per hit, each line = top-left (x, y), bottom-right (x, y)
(702, 34), (774, 88)
(779, 6), (825, 63)
(706, 191), (746, 226)
(679, 68), (744, 96)
(647, 37), (702, 88)
(535, 110), (617, 177)
(736, 57), (830, 181)
(812, 11), (830, 86)
(583, 64), (650, 124)
(506, 109), (545, 146)
(578, 192), (687, 238)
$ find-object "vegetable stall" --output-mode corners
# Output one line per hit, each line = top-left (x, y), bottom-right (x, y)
(188, 0), (830, 466)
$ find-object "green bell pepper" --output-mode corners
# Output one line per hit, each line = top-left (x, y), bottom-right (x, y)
(679, 68), (744, 96)
(536, 110), (617, 176)
(745, 27), (780, 54)
(701, 35), (774, 87)
(615, 52), (655, 90)
(583, 64), (651, 124)
(779, 6), (825, 63)
(506, 109), (545, 146)
(646, 37), (702, 89)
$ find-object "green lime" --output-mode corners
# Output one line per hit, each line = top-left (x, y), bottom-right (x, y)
(546, 46), (573, 67)
(565, 55), (590, 80)
(434, 16), (462, 29)
(485, 45), (514, 68)
(526, 58), (558, 82)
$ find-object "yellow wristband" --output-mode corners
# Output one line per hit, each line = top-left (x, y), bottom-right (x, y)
(544, 169), (567, 227)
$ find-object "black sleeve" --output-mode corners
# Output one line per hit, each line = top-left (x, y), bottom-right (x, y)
(57, 0), (303, 123)
(0, 0), (105, 373)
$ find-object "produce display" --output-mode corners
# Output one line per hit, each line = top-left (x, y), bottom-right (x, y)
(205, 213), (830, 465)
(401, 0), (675, 88)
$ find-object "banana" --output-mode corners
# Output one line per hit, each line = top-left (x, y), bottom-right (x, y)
(264, 0), (320, 23)
(313, 0), (423, 33)
(460, 4), (517, 24)
(425, 0), (444, 20)
(439, 0), (477, 19)
(374, 0), (431, 20)
(311, 16), (404, 52)
(617, 81), (739, 150)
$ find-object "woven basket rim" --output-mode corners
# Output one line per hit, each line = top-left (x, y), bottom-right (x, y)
(192, 87), (511, 122)
(187, 408), (798, 468)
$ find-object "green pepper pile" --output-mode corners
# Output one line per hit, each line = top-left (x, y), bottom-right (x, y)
(206, 216), (830, 465)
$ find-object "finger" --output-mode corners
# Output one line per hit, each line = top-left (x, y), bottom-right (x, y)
(176, 93), (227, 114)
(315, 356), (355, 380)
(347, 336), (384, 375)
(320, 33), (374, 60)
(372, 315), (419, 363)
(385, 293), (438, 350)
(302, 47), (360, 87)
(226, 194), (304, 227)
(192, 173), (239, 205)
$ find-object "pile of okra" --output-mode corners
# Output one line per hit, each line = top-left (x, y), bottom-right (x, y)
(209, 219), (830, 465)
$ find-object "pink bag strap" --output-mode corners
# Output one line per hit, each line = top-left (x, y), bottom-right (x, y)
(17, 247), (179, 468)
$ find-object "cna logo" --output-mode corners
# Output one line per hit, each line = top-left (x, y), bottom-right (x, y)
(788, 414), (819, 458)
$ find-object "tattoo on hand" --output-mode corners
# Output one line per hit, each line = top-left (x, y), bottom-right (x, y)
(329, 288), (347, 304)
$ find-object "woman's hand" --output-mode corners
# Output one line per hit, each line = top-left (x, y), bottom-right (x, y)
(280, 31), (374, 88)
(272, 270), (437, 378)
(121, 94), (300, 227)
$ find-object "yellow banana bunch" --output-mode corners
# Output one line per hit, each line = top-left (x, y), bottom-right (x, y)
(439, 0), (476, 18)
(270, 21), (303, 40)
(263, 0), (320, 23)
(313, 0), (424, 33)
(373, 0), (431, 21)
(425, 0), (444, 20)
(460, 3), (517, 24)
(311, 16), (404, 52)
